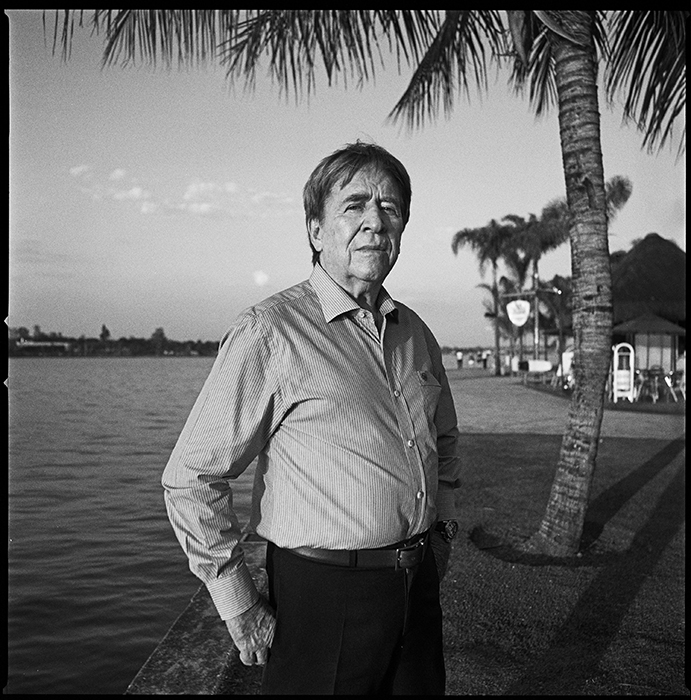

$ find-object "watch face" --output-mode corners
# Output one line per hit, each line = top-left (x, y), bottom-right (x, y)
(445, 521), (459, 540)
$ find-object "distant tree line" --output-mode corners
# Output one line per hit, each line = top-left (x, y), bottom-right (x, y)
(8, 324), (219, 357)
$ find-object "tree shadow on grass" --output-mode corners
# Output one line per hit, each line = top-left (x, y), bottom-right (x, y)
(580, 438), (685, 550)
(470, 439), (685, 567)
(503, 459), (685, 695)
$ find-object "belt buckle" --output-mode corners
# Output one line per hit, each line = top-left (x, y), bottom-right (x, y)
(395, 536), (425, 570)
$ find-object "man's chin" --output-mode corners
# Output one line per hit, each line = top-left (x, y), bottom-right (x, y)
(354, 263), (393, 284)
(355, 253), (397, 279)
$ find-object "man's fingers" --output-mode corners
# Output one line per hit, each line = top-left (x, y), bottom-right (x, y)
(239, 648), (270, 666)
(226, 597), (276, 666)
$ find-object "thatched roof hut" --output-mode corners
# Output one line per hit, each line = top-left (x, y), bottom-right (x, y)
(611, 232), (686, 326)
(610, 233), (686, 372)
(613, 312), (686, 336)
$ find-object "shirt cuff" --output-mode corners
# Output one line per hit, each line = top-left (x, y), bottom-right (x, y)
(205, 560), (260, 620)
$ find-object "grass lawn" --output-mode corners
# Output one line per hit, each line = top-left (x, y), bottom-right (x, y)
(200, 428), (685, 696)
(525, 380), (686, 415)
(442, 433), (686, 696)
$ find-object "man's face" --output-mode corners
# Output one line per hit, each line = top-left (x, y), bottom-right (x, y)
(308, 168), (406, 295)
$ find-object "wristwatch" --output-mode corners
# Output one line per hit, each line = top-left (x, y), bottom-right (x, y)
(435, 520), (459, 543)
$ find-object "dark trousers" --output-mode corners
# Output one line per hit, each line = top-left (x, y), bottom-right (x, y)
(261, 541), (445, 695)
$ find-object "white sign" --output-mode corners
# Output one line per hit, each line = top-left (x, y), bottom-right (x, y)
(506, 299), (531, 327)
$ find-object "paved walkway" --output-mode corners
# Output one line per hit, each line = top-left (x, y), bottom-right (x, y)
(447, 371), (685, 441)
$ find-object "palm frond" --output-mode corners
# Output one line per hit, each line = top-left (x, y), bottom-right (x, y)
(375, 10), (439, 71)
(509, 27), (557, 117)
(604, 175), (633, 221)
(510, 11), (607, 118)
(220, 10), (438, 101)
(388, 10), (504, 129)
(46, 9), (90, 61)
(605, 10), (687, 154)
(452, 219), (512, 277)
(47, 9), (684, 158)
(47, 10), (243, 68)
(502, 249), (532, 290)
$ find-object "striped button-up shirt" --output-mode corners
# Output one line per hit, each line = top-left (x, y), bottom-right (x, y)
(162, 263), (462, 619)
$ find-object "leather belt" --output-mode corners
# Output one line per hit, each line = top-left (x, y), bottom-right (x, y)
(288, 531), (429, 570)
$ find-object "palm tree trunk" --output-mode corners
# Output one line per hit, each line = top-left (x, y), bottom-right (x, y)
(557, 322), (565, 387)
(532, 260), (540, 360)
(523, 11), (612, 558)
(492, 263), (502, 376)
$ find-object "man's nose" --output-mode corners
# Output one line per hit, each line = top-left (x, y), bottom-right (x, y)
(361, 204), (385, 232)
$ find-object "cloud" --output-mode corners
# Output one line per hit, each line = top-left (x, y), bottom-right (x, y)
(183, 181), (223, 201)
(69, 164), (91, 178)
(178, 180), (227, 217)
(67, 166), (298, 220)
(69, 164), (153, 207)
(249, 189), (296, 213)
(185, 201), (219, 216)
(113, 186), (150, 201)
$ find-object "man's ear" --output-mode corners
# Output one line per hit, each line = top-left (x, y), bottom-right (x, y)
(308, 219), (323, 252)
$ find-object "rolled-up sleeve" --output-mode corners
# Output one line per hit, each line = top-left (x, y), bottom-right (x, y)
(434, 367), (462, 521)
(420, 323), (462, 522)
(162, 312), (283, 619)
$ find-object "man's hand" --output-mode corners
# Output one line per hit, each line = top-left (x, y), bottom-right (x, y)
(225, 596), (276, 666)
(429, 529), (452, 581)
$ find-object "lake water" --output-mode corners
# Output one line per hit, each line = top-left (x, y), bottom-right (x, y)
(7, 357), (259, 695)
(7, 353), (467, 694)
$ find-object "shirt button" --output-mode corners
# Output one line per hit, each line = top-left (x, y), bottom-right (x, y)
(416, 491), (424, 500)
(407, 439), (415, 448)
(393, 390), (401, 397)
(420, 372), (427, 380)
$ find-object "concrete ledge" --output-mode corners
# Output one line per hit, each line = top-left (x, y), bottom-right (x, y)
(126, 539), (267, 695)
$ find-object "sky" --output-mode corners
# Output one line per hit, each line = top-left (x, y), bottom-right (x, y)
(8, 10), (686, 348)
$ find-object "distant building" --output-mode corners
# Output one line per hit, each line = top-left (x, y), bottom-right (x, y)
(611, 233), (685, 372)
(12, 339), (73, 356)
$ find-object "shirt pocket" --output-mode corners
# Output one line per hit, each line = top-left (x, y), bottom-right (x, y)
(416, 370), (442, 420)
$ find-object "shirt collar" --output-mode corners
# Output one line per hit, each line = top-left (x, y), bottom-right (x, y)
(309, 263), (398, 323)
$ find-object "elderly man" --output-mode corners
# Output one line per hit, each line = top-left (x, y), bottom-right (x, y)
(162, 141), (461, 695)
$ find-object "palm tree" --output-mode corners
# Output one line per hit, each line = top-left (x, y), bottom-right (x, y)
(478, 271), (533, 375)
(540, 274), (573, 382)
(48, 10), (686, 558)
(501, 245), (534, 363)
(477, 279), (518, 375)
(501, 210), (565, 360)
(498, 174), (631, 360)
(452, 219), (511, 376)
